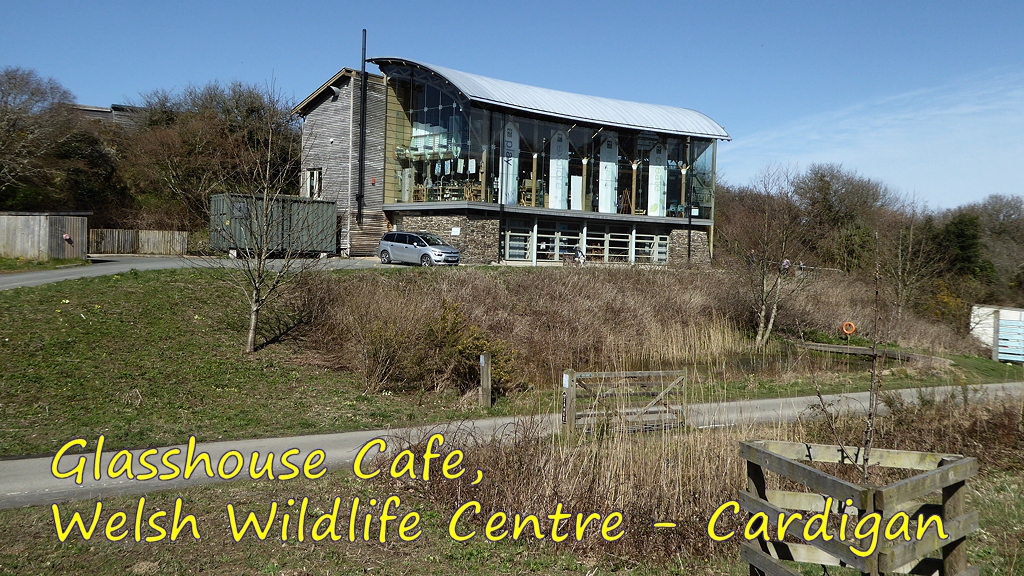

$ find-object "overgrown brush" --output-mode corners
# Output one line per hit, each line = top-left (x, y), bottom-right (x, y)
(378, 392), (1023, 562)
(812, 389), (1024, 470)
(301, 266), (981, 395)
(307, 267), (748, 393)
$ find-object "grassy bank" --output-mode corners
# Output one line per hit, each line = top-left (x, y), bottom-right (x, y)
(3, 266), (1020, 458)
(305, 266), (1022, 401)
(0, 269), (518, 458)
(0, 257), (88, 273)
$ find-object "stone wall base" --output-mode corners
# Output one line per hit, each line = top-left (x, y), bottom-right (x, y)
(395, 213), (499, 264)
(667, 229), (710, 267)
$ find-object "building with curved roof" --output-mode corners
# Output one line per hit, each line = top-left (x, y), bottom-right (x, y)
(295, 58), (729, 265)
(370, 58), (730, 141)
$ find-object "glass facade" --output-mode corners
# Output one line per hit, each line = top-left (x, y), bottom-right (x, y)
(380, 64), (717, 221)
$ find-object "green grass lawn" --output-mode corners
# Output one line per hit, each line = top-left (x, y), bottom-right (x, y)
(2, 266), (1021, 574)
(0, 268), (519, 458)
(0, 257), (88, 274)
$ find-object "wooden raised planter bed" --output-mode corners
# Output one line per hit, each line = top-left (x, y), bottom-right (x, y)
(740, 440), (979, 576)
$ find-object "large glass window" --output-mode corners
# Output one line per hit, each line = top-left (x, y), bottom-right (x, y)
(383, 69), (471, 204)
(687, 139), (715, 219)
(380, 64), (717, 222)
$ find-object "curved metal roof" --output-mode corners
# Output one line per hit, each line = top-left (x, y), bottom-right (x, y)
(369, 58), (730, 141)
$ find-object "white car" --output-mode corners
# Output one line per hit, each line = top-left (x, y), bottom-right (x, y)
(376, 231), (461, 266)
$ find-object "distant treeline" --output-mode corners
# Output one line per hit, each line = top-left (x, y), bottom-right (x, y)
(0, 66), (299, 230)
(715, 164), (1024, 325)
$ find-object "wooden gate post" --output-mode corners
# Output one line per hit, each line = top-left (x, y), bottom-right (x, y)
(562, 370), (577, 435)
(943, 477), (968, 575)
(746, 460), (770, 576)
(479, 352), (492, 408)
(992, 309), (1000, 362)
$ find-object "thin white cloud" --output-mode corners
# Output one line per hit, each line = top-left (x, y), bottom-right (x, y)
(720, 69), (1024, 208)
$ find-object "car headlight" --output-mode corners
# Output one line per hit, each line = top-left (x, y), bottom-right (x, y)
(431, 249), (443, 256)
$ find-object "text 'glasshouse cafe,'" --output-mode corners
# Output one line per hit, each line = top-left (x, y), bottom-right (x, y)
(296, 58), (730, 265)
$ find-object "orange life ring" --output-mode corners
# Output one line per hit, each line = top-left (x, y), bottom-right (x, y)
(841, 322), (857, 335)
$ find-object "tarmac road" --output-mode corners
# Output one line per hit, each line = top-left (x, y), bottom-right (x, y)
(0, 255), (397, 291)
(2, 381), (1022, 510)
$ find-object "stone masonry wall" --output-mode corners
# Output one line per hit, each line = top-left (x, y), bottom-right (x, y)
(397, 214), (499, 265)
(668, 229), (710, 267)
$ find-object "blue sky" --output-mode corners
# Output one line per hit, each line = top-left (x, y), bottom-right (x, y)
(3, 1), (1022, 209)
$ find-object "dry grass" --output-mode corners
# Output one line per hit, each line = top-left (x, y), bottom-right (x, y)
(301, 266), (981, 403)
(380, 391), (1024, 563)
(308, 267), (749, 393)
(781, 272), (982, 354)
(817, 388), (1024, 470)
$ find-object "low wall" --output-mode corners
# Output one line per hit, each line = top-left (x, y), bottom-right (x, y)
(667, 228), (710, 267)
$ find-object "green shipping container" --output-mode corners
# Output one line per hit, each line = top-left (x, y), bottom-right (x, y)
(209, 194), (337, 254)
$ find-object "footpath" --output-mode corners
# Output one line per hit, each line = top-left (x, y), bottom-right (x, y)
(0, 255), (393, 291)
(3, 381), (1022, 510)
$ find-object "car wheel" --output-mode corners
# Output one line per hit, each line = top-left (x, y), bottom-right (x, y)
(420, 254), (433, 267)
(380, 250), (391, 264)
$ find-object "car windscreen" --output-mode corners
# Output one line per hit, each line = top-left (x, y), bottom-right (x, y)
(419, 234), (447, 246)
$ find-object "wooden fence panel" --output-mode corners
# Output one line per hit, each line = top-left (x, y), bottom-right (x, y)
(138, 230), (188, 254)
(89, 229), (187, 255)
(48, 216), (88, 259)
(560, 369), (687, 434)
(1, 214), (87, 260)
(740, 441), (979, 575)
(90, 229), (137, 254)
(0, 214), (47, 259)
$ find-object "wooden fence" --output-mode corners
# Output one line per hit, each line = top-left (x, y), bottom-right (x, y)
(89, 229), (188, 255)
(0, 212), (89, 260)
(740, 440), (979, 576)
(560, 369), (687, 434)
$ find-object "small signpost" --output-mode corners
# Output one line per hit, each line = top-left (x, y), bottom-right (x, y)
(479, 352), (491, 408)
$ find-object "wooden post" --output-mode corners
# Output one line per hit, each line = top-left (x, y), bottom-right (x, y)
(630, 162), (638, 214)
(531, 153), (538, 207)
(746, 460), (769, 576)
(581, 159), (589, 211)
(943, 472), (968, 574)
(562, 370), (577, 435)
(480, 146), (489, 202)
(859, 504), (880, 576)
(992, 309), (1000, 361)
(479, 352), (492, 408)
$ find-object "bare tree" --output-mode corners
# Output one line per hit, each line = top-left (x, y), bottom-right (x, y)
(728, 166), (810, 349)
(127, 81), (330, 353)
(880, 196), (942, 322)
(124, 110), (234, 229)
(0, 67), (75, 194)
(207, 85), (334, 353)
